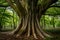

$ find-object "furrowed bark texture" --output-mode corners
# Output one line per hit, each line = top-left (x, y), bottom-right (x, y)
(6, 0), (58, 40)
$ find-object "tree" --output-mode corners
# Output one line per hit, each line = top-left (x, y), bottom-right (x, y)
(6, 0), (58, 40)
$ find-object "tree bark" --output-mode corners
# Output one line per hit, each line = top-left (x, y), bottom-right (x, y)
(9, 13), (52, 40)
(6, 0), (58, 40)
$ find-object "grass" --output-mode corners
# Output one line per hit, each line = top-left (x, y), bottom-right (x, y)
(44, 28), (60, 40)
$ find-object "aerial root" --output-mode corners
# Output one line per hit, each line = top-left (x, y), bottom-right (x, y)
(27, 17), (30, 37)
(36, 16), (53, 38)
(7, 15), (52, 39)
(32, 18), (38, 39)
(16, 15), (29, 35)
(35, 22), (45, 39)
(8, 18), (23, 35)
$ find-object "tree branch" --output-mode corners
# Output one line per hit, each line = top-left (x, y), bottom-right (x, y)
(50, 5), (60, 8)
(40, 0), (58, 8)
(38, 0), (58, 17)
(0, 4), (9, 7)
(14, 0), (27, 17)
(6, 0), (21, 17)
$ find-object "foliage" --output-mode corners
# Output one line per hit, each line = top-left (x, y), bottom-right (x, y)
(0, 0), (19, 30)
(0, 0), (9, 6)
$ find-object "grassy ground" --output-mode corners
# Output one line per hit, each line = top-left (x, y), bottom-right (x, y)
(44, 28), (60, 40)
(0, 27), (60, 40)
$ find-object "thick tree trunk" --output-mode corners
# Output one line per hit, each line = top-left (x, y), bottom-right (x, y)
(9, 12), (52, 40)
(6, 0), (58, 40)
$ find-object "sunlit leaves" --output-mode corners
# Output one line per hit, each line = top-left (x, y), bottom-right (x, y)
(46, 7), (60, 15)
(0, 0), (9, 6)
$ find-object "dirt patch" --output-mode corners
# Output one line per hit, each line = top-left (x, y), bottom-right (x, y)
(0, 33), (43, 40)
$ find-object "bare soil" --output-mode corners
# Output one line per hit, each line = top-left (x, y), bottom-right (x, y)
(0, 32), (43, 40)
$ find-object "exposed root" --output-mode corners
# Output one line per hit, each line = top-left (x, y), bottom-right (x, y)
(32, 15), (38, 39)
(6, 14), (52, 40)
(36, 16), (53, 38)
(35, 22), (45, 39)
(8, 18), (23, 35)
(27, 17), (30, 37)
(17, 15), (29, 35)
